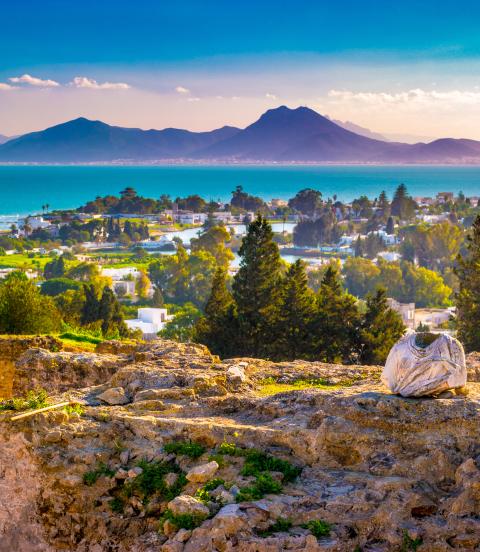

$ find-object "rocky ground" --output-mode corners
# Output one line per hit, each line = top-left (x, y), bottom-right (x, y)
(1, 339), (480, 552)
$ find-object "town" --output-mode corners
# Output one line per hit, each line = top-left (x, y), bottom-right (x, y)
(0, 185), (474, 341)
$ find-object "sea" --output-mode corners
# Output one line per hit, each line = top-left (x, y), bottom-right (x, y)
(1, 164), (480, 228)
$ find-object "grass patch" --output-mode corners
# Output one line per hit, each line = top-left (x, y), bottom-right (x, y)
(83, 463), (115, 486)
(257, 518), (292, 537)
(302, 519), (331, 538)
(161, 509), (208, 531)
(164, 440), (206, 459)
(257, 377), (343, 397)
(0, 389), (49, 412)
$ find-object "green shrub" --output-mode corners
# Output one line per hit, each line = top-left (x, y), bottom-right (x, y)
(236, 473), (282, 502)
(302, 519), (331, 538)
(164, 440), (206, 459)
(194, 478), (225, 503)
(401, 531), (422, 551)
(83, 463), (115, 486)
(110, 497), (124, 513)
(241, 449), (301, 482)
(127, 459), (187, 501)
(257, 518), (292, 537)
(162, 509), (208, 531)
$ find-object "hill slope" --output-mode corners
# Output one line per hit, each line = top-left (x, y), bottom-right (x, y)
(0, 118), (240, 162)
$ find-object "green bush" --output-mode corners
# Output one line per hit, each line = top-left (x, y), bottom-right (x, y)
(83, 463), (115, 486)
(194, 478), (225, 503)
(257, 518), (292, 537)
(164, 440), (206, 459)
(127, 459), (187, 501)
(162, 509), (208, 530)
(236, 473), (282, 502)
(302, 519), (331, 538)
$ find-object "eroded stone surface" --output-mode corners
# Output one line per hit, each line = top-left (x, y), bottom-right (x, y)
(1, 338), (480, 551)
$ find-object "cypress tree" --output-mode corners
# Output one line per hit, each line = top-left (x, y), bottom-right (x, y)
(271, 260), (316, 360)
(312, 266), (361, 363)
(386, 216), (395, 235)
(81, 284), (100, 325)
(358, 287), (405, 364)
(232, 215), (282, 357)
(98, 286), (127, 337)
(455, 214), (480, 351)
(195, 268), (236, 357)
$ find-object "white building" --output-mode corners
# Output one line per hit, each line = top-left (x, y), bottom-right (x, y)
(377, 251), (402, 262)
(102, 267), (140, 280)
(125, 308), (173, 339)
(387, 298), (416, 329)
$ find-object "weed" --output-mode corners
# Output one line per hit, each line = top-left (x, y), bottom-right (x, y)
(208, 453), (227, 467)
(161, 509), (207, 531)
(401, 530), (422, 551)
(59, 331), (102, 345)
(194, 478), (225, 503)
(0, 389), (49, 412)
(302, 519), (331, 538)
(126, 459), (187, 502)
(257, 518), (292, 537)
(164, 440), (206, 459)
(63, 403), (84, 416)
(83, 463), (115, 486)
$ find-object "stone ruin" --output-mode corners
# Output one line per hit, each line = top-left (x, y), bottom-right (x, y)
(0, 336), (480, 551)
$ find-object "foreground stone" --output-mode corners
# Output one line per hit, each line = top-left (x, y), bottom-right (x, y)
(0, 337), (480, 551)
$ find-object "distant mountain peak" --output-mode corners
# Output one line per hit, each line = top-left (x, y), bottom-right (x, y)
(1, 106), (479, 163)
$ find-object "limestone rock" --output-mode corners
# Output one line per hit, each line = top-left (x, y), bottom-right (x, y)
(382, 332), (466, 397)
(186, 461), (219, 483)
(97, 387), (129, 405)
(168, 495), (209, 518)
(226, 364), (247, 385)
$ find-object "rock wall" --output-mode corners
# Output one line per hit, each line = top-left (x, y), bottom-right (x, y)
(0, 336), (61, 399)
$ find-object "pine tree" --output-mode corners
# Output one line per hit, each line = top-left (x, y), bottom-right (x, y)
(232, 215), (282, 357)
(195, 268), (236, 357)
(271, 260), (316, 360)
(455, 214), (480, 351)
(391, 183), (416, 220)
(358, 287), (405, 364)
(312, 266), (361, 363)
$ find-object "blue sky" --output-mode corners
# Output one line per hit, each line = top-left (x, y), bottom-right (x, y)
(2, 1), (480, 138)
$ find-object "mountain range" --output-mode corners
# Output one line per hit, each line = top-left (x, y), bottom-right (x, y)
(1, 106), (480, 164)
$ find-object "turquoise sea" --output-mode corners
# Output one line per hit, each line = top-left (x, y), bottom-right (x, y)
(1, 165), (480, 218)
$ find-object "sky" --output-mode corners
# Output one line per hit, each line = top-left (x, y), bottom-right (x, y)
(2, 0), (480, 140)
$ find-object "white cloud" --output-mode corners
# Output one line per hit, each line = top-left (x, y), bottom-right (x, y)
(187, 97), (200, 102)
(9, 74), (59, 87)
(71, 77), (130, 90)
(175, 86), (190, 94)
(265, 93), (277, 100)
(327, 88), (480, 106)
(0, 83), (16, 91)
